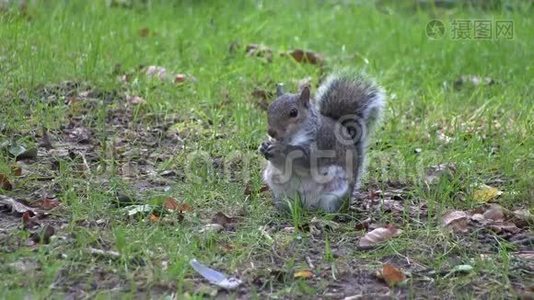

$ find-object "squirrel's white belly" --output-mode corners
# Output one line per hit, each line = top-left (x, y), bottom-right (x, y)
(263, 162), (349, 211)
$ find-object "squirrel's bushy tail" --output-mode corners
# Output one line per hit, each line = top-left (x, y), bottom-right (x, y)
(315, 70), (385, 192)
(315, 70), (385, 144)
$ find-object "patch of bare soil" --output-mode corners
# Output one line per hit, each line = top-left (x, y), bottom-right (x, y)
(6, 80), (187, 195)
(1, 80), (188, 296)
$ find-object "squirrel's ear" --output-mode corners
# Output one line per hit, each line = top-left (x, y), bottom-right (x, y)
(299, 86), (310, 107)
(276, 83), (285, 97)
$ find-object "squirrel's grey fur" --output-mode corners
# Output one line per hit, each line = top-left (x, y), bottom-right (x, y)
(260, 70), (385, 212)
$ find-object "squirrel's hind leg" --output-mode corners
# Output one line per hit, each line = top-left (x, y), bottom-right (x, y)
(316, 166), (350, 212)
(263, 163), (299, 210)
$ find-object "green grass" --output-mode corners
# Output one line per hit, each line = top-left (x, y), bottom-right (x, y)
(1, 0), (533, 298)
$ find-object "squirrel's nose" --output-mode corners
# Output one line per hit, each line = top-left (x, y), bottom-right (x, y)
(268, 128), (277, 139)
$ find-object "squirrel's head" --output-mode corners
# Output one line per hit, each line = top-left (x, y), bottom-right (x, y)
(266, 84), (311, 143)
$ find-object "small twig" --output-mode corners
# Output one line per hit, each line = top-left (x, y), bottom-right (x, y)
(88, 248), (120, 258)
(79, 151), (91, 175)
(330, 262), (337, 281)
(389, 244), (428, 270)
(259, 225), (273, 242)
(305, 256), (315, 270)
(270, 244), (284, 260)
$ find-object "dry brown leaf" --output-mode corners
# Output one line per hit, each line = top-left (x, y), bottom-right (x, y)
(174, 74), (186, 83)
(22, 211), (39, 229)
(149, 213), (160, 223)
(293, 269), (313, 279)
(33, 197), (60, 210)
(488, 222), (521, 234)
(442, 210), (469, 233)
(471, 213), (485, 222)
(482, 204), (505, 221)
(163, 197), (192, 213)
(163, 197), (179, 210)
(211, 212), (236, 227)
(0, 196), (35, 215)
(359, 225), (402, 248)
(379, 264), (406, 286)
(355, 217), (372, 231)
(179, 202), (192, 212)
(510, 209), (534, 227)
(286, 49), (324, 65)
(514, 251), (534, 260)
(22, 211), (31, 223)
(11, 165), (22, 176)
(473, 184), (503, 203)
(0, 173), (13, 190)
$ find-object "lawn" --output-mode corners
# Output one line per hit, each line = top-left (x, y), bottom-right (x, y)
(0, 0), (533, 298)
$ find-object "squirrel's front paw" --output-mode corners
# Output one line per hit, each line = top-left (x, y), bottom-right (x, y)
(260, 140), (284, 161)
(259, 140), (273, 159)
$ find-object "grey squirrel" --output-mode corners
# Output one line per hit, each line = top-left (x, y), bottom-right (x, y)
(259, 70), (385, 212)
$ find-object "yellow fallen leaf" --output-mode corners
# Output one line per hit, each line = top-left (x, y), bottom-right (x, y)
(473, 184), (502, 203)
(293, 270), (313, 279)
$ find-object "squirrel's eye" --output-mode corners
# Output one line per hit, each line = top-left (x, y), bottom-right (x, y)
(289, 108), (298, 118)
